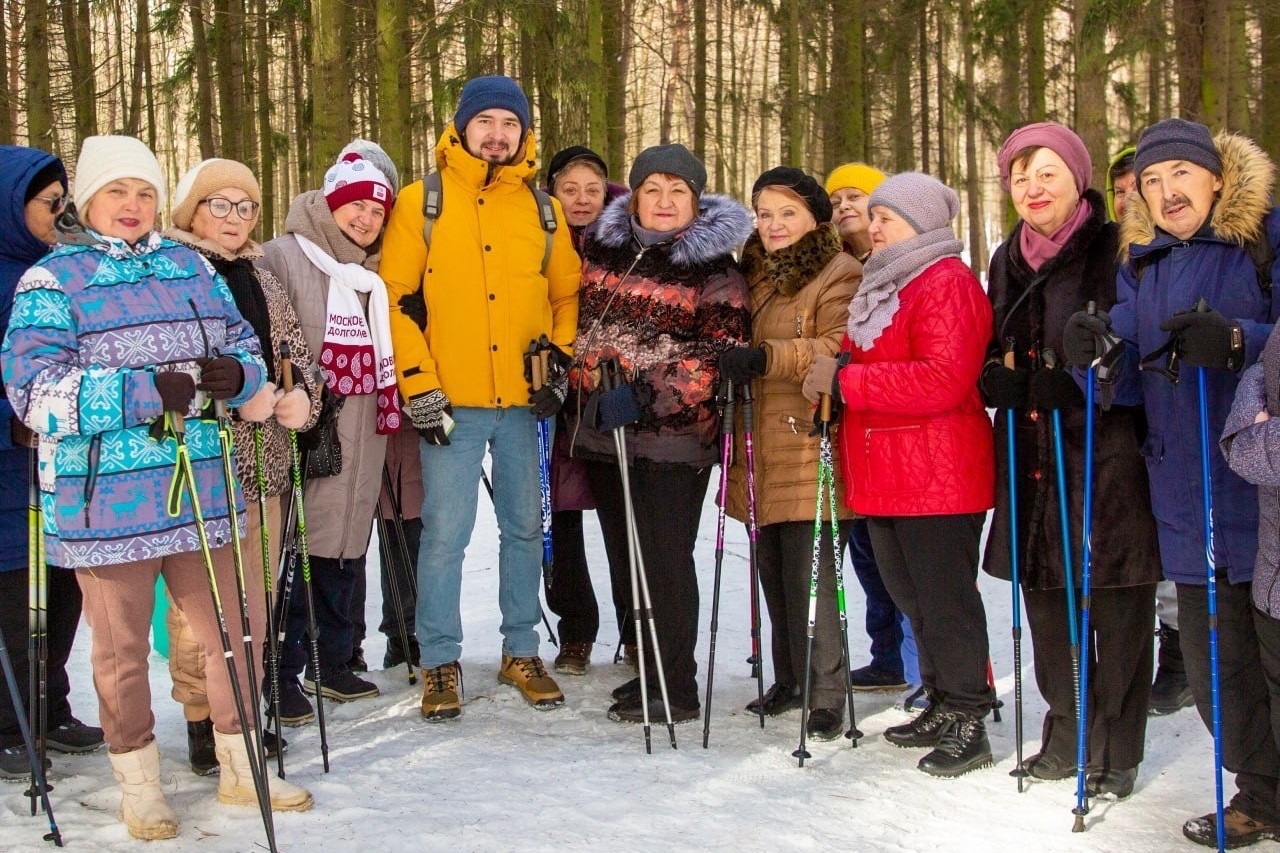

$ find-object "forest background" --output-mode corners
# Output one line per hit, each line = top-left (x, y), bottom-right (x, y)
(2, 0), (1276, 273)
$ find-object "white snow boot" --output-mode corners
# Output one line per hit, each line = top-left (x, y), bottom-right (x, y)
(108, 741), (179, 840)
(214, 729), (313, 812)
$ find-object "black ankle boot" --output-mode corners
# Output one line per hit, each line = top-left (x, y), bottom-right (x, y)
(187, 719), (217, 776)
(884, 694), (947, 748)
(917, 711), (993, 778)
(1150, 625), (1193, 715)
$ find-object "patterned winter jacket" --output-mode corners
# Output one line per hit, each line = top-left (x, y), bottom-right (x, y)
(564, 192), (752, 468)
(1, 229), (266, 568)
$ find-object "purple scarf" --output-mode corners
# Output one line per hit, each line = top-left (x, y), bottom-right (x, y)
(1018, 198), (1091, 272)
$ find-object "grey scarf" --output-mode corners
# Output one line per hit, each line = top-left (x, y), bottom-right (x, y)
(847, 227), (964, 350)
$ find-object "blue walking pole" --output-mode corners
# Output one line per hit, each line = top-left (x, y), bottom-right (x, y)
(1197, 360), (1226, 852)
(1003, 339), (1028, 793)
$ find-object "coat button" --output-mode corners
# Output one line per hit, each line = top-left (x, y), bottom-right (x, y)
(489, 294), (495, 300)
(478, 198), (485, 205)
(492, 344), (498, 351)
(484, 245), (492, 251)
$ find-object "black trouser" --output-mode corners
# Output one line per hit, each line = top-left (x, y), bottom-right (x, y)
(847, 519), (904, 675)
(758, 519), (852, 709)
(546, 509), (600, 644)
(280, 553), (361, 680)
(867, 513), (993, 717)
(1025, 583), (1155, 773)
(0, 568), (81, 748)
(377, 515), (421, 643)
(586, 459), (711, 710)
(1180, 579), (1280, 823)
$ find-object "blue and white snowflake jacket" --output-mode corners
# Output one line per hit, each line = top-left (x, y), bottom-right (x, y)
(0, 230), (266, 568)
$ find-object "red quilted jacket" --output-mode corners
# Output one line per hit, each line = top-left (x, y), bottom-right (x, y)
(835, 257), (995, 517)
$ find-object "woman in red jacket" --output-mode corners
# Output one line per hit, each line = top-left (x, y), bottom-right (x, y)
(804, 172), (995, 778)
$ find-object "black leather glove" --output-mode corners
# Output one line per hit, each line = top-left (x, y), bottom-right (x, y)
(719, 346), (767, 384)
(1028, 366), (1082, 410)
(407, 389), (453, 446)
(1063, 308), (1118, 368)
(979, 361), (1029, 409)
(1160, 307), (1245, 371)
(154, 371), (197, 412)
(399, 290), (427, 331)
(595, 384), (641, 432)
(524, 339), (572, 420)
(197, 356), (245, 400)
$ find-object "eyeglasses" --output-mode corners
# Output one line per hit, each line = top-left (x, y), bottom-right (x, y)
(32, 194), (67, 215)
(201, 197), (261, 220)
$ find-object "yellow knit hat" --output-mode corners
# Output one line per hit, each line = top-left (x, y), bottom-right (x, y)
(824, 162), (887, 196)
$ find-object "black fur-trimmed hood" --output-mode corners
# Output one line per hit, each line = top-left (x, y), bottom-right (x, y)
(590, 192), (753, 268)
(740, 222), (843, 297)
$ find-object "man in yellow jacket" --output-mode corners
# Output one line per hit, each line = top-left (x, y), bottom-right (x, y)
(379, 75), (581, 721)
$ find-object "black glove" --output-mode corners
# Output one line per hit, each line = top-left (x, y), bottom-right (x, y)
(399, 290), (427, 331)
(718, 346), (767, 384)
(1160, 307), (1245, 371)
(524, 339), (572, 419)
(1063, 308), (1118, 368)
(979, 361), (1029, 409)
(407, 389), (453, 446)
(197, 356), (245, 400)
(154, 371), (196, 412)
(1028, 366), (1082, 410)
(595, 384), (641, 432)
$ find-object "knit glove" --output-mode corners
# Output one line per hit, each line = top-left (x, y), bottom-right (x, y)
(524, 340), (572, 420)
(197, 355), (245, 400)
(595, 384), (641, 432)
(1028, 366), (1082, 411)
(408, 389), (453, 446)
(802, 354), (841, 405)
(154, 371), (197, 413)
(719, 346), (767, 385)
(273, 386), (311, 430)
(979, 361), (1029, 409)
(1063, 308), (1118, 369)
(399, 290), (427, 331)
(1160, 306), (1245, 371)
(238, 381), (276, 423)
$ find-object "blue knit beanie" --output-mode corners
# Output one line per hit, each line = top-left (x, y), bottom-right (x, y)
(1134, 118), (1222, 179)
(454, 75), (531, 136)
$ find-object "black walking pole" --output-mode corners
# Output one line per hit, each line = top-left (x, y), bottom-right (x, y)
(702, 378), (735, 748)
(739, 383), (767, 729)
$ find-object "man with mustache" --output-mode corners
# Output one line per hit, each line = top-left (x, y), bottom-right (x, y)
(1065, 118), (1280, 848)
(379, 75), (581, 722)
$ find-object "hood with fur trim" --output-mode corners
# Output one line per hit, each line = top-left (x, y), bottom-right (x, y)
(1120, 131), (1277, 260)
(591, 191), (752, 268)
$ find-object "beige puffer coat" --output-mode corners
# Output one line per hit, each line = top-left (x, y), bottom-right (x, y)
(726, 225), (860, 527)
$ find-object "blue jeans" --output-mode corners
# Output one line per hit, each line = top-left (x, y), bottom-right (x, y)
(847, 519), (905, 676)
(416, 406), (544, 668)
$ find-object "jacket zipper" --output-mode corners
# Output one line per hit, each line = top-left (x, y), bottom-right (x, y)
(83, 433), (102, 528)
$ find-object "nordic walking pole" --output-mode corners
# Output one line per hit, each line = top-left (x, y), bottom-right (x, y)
(254, 426), (288, 778)
(161, 407), (277, 853)
(822, 387), (863, 749)
(740, 382), (766, 729)
(1003, 339), (1028, 793)
(26, 449), (51, 816)
(373, 511), (417, 684)
(280, 344), (330, 772)
(702, 378), (735, 748)
(1073, 303), (1103, 831)
(0, 597), (60, 846)
(795, 393), (833, 767)
(530, 340), (557, 624)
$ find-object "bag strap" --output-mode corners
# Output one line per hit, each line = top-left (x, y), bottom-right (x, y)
(420, 172), (558, 276)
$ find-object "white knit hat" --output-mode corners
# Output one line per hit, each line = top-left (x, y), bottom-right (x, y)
(72, 135), (167, 214)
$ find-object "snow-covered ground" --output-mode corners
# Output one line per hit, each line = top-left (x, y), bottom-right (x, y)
(0, 480), (1218, 852)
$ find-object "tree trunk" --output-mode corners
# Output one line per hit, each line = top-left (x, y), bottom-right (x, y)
(0, 7), (9, 145)
(1025, 0), (1047, 121)
(587, 0), (606, 157)
(935, 0), (947, 184)
(25, 0), (52, 148)
(127, 0), (147, 136)
(423, 0), (445, 141)
(959, 0), (986, 273)
(1200, 0), (1228, 128)
(213, 0), (247, 160)
(190, 0), (218, 159)
(377, 0), (412, 181)
(464, 1), (483, 80)
(1174, 0), (1205, 121)
(919, 4), (930, 175)
(602, 0), (627, 178)
(311, 0), (351, 179)
(777, 0), (801, 165)
(693, 0), (706, 163)
(892, 3), (917, 171)
(1261, 0), (1280, 162)
(1147, 7), (1166, 128)
(1227, 0), (1249, 134)
(255, 0), (276, 235)
(1074, 0), (1109, 191)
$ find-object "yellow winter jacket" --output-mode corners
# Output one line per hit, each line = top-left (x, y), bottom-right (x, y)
(379, 124), (581, 407)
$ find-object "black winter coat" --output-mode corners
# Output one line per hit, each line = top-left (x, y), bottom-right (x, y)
(981, 190), (1162, 590)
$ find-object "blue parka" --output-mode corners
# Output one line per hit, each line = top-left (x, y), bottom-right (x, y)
(0, 146), (66, 572)
(1109, 132), (1280, 585)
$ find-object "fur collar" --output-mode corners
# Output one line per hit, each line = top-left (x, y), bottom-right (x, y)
(740, 222), (842, 297)
(1120, 132), (1277, 260)
(591, 192), (753, 267)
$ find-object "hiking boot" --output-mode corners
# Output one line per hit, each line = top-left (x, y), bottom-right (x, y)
(884, 693), (947, 748)
(0, 745), (50, 782)
(1183, 806), (1280, 848)
(348, 647), (368, 673)
(499, 655), (565, 709)
(554, 642), (593, 675)
(1086, 767), (1137, 799)
(745, 682), (802, 717)
(850, 664), (908, 692)
(383, 636), (421, 670)
(1150, 625), (1193, 715)
(304, 666), (380, 702)
(420, 661), (462, 722)
(187, 719), (218, 776)
(917, 712), (993, 778)
(608, 695), (699, 724)
(1025, 750), (1075, 781)
(611, 677), (641, 702)
(269, 677), (315, 727)
(806, 707), (844, 741)
(45, 716), (104, 754)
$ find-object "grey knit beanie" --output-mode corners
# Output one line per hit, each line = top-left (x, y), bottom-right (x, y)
(628, 144), (707, 195)
(338, 139), (401, 194)
(1134, 118), (1222, 179)
(867, 172), (959, 235)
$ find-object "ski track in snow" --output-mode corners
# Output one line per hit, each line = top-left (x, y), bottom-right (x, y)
(1, 480), (1215, 851)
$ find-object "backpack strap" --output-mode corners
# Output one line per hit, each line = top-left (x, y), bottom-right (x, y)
(530, 185), (558, 277)
(421, 171), (443, 250)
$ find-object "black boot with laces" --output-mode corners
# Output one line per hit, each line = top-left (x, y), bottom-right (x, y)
(884, 692), (947, 748)
(917, 711), (993, 778)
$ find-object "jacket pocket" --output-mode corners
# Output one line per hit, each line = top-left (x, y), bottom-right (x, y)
(864, 424), (929, 497)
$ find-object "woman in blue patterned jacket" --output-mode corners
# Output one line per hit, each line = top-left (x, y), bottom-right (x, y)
(1, 136), (310, 841)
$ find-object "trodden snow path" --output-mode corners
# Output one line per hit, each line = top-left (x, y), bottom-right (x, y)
(1, 479), (1216, 852)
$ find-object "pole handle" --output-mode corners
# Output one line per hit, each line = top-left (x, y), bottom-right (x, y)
(1003, 336), (1016, 370)
(280, 341), (294, 392)
(819, 393), (833, 423)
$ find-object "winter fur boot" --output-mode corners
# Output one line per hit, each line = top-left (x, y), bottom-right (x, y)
(213, 729), (314, 812)
(108, 741), (179, 840)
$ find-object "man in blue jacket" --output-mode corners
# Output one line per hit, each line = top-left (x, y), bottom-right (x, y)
(1067, 119), (1280, 848)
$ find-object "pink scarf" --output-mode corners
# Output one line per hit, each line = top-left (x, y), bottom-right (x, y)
(1018, 198), (1092, 272)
